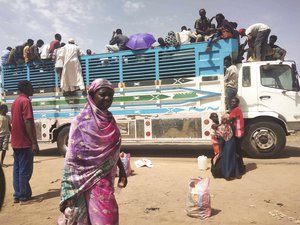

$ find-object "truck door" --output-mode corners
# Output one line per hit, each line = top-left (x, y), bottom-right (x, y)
(237, 64), (259, 113)
(257, 63), (300, 130)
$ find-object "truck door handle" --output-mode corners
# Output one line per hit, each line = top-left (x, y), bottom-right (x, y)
(259, 95), (271, 100)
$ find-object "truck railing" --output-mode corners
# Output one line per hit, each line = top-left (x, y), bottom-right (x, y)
(1, 39), (238, 94)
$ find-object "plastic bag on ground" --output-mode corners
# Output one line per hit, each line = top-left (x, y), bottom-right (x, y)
(116, 152), (131, 177)
(186, 177), (211, 219)
(134, 158), (153, 168)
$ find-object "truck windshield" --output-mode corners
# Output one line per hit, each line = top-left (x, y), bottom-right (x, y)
(260, 65), (294, 91)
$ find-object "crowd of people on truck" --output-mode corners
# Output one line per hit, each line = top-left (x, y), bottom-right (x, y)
(1, 8), (287, 69)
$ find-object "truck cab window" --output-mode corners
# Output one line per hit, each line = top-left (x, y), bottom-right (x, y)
(242, 66), (251, 87)
(260, 65), (293, 91)
(292, 63), (300, 91)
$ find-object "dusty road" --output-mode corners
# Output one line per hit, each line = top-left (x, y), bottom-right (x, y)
(0, 133), (299, 225)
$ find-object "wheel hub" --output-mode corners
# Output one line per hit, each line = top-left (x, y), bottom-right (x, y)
(252, 129), (276, 151)
(258, 135), (269, 144)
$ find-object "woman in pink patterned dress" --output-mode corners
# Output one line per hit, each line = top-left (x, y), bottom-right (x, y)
(59, 78), (127, 225)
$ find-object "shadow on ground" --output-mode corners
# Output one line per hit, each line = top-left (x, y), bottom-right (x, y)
(277, 145), (300, 158)
(121, 145), (215, 158)
(38, 148), (62, 157)
(33, 188), (61, 202)
(36, 143), (300, 159)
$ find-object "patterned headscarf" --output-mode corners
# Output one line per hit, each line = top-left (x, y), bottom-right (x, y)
(165, 31), (177, 46)
(88, 78), (114, 95)
(60, 79), (120, 223)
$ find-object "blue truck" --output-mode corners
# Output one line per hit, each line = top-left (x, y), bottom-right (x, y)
(1, 38), (299, 158)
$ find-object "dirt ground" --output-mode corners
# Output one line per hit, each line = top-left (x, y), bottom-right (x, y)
(0, 133), (300, 225)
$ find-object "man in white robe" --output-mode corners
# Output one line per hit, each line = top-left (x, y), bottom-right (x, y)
(60, 38), (85, 92)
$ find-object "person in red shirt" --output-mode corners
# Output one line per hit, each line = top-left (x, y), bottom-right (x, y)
(229, 97), (246, 174)
(11, 80), (39, 204)
(49, 33), (62, 58)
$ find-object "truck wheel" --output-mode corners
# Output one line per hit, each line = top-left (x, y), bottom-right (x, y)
(243, 121), (286, 158)
(57, 126), (70, 156)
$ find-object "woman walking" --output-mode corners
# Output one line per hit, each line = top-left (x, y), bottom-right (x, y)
(59, 79), (127, 224)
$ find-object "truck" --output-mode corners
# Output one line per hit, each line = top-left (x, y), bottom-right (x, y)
(1, 38), (299, 158)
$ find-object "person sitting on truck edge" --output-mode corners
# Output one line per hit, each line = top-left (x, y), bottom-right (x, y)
(60, 38), (85, 93)
(28, 39), (44, 64)
(49, 33), (62, 58)
(157, 37), (167, 47)
(194, 8), (211, 42)
(266, 35), (286, 61)
(14, 42), (27, 64)
(239, 23), (271, 61)
(1, 46), (12, 65)
(106, 29), (129, 53)
(165, 31), (180, 47)
(205, 14), (233, 53)
(229, 97), (246, 175)
(224, 55), (238, 111)
(23, 39), (34, 65)
(7, 47), (16, 65)
(86, 49), (96, 55)
(178, 26), (197, 44)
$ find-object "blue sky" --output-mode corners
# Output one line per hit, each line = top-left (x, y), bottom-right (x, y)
(1, 0), (300, 66)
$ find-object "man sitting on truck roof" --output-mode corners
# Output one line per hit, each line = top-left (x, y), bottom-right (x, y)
(23, 39), (34, 65)
(194, 8), (211, 42)
(1, 47), (12, 65)
(178, 26), (197, 44)
(266, 35), (286, 61)
(28, 39), (44, 64)
(106, 29), (129, 53)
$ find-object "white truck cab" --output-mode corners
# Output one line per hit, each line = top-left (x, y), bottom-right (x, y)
(237, 60), (300, 157)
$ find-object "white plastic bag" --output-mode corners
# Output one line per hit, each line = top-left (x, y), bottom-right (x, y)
(57, 207), (78, 225)
(116, 152), (131, 176)
(186, 177), (211, 219)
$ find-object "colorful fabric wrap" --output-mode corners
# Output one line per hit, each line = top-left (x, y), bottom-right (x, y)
(60, 78), (120, 223)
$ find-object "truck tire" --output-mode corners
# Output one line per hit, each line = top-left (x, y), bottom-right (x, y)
(57, 126), (70, 156)
(243, 121), (286, 158)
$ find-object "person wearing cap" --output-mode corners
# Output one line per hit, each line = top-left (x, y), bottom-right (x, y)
(60, 38), (85, 92)
(239, 23), (271, 61)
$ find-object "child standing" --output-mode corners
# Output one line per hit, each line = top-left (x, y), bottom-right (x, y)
(0, 104), (11, 167)
(209, 113), (221, 157)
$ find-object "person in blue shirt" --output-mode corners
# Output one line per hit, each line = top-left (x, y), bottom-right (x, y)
(1, 47), (12, 65)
